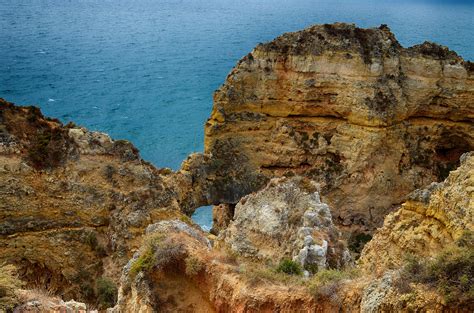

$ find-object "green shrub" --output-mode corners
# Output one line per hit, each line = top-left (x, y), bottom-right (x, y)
(308, 269), (357, 302)
(80, 282), (95, 301)
(83, 231), (107, 257)
(241, 263), (303, 286)
(304, 263), (319, 275)
(130, 246), (156, 276)
(0, 264), (24, 312)
(130, 235), (185, 277)
(423, 246), (473, 305)
(276, 259), (302, 275)
(456, 230), (474, 248)
(399, 232), (474, 307)
(96, 277), (118, 309)
(185, 256), (204, 276)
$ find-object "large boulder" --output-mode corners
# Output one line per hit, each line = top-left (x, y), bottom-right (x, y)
(221, 176), (351, 271)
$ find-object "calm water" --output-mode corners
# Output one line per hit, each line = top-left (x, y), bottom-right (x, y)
(191, 205), (213, 232)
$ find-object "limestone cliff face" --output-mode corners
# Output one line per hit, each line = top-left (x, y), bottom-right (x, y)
(0, 99), (188, 300)
(204, 23), (474, 230)
(359, 151), (474, 274)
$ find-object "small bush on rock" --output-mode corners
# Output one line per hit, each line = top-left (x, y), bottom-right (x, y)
(241, 262), (303, 286)
(276, 259), (302, 275)
(130, 235), (185, 277)
(96, 277), (117, 309)
(309, 269), (357, 303)
(185, 256), (204, 276)
(0, 264), (24, 312)
(399, 231), (474, 307)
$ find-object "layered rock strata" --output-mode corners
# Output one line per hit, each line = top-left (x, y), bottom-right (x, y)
(359, 151), (474, 274)
(1, 22), (473, 312)
(204, 23), (474, 231)
(0, 100), (189, 300)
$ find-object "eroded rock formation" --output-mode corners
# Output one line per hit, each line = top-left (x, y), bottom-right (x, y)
(204, 23), (474, 231)
(221, 176), (351, 271)
(359, 151), (474, 274)
(113, 220), (322, 313)
(0, 100), (190, 301)
(1, 22), (473, 312)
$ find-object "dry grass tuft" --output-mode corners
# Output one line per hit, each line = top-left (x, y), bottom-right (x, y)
(0, 264), (24, 311)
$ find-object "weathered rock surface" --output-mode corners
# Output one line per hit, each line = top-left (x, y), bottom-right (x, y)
(204, 23), (474, 231)
(359, 151), (474, 274)
(221, 176), (351, 271)
(13, 290), (91, 313)
(0, 99), (191, 301)
(210, 203), (234, 235)
(112, 220), (336, 313)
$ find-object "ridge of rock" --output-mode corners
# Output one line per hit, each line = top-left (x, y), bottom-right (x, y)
(203, 22), (474, 231)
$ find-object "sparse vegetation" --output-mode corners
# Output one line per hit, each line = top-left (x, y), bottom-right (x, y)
(309, 268), (357, 302)
(103, 165), (116, 182)
(83, 231), (107, 257)
(0, 264), (24, 312)
(185, 256), (204, 276)
(398, 231), (474, 307)
(179, 214), (193, 225)
(241, 262), (304, 286)
(348, 232), (372, 257)
(130, 235), (185, 277)
(96, 277), (118, 309)
(27, 127), (70, 170)
(276, 259), (302, 275)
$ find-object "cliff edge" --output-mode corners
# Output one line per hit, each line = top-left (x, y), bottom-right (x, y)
(204, 23), (474, 231)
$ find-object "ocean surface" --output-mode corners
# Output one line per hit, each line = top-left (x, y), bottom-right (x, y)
(1, 0), (473, 229)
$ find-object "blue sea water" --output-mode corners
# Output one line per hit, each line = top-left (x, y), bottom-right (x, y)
(1, 0), (473, 170)
(191, 205), (213, 232)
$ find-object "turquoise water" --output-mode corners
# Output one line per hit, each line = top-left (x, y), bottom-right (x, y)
(191, 206), (213, 232)
(1, 0), (473, 170)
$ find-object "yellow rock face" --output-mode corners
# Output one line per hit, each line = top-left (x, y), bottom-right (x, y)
(204, 23), (474, 231)
(359, 152), (474, 274)
(0, 100), (187, 299)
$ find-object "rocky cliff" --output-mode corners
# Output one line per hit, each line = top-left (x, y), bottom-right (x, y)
(1, 22), (473, 312)
(0, 99), (193, 304)
(204, 23), (474, 231)
(359, 151), (474, 274)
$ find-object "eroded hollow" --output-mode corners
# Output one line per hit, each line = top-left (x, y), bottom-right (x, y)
(434, 135), (472, 181)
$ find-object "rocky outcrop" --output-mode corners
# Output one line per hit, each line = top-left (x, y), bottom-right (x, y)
(204, 23), (474, 231)
(359, 151), (474, 274)
(221, 176), (351, 271)
(0, 99), (190, 301)
(210, 203), (234, 235)
(112, 220), (338, 313)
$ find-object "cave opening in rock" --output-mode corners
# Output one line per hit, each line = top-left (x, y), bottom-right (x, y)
(434, 135), (472, 181)
(191, 205), (213, 232)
